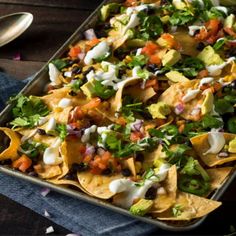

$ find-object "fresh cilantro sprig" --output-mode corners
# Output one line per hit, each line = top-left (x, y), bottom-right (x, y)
(20, 141), (46, 159)
(9, 94), (49, 129)
(93, 80), (116, 100)
(56, 124), (68, 141)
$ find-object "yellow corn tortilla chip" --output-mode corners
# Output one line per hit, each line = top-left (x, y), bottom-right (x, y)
(48, 178), (92, 195)
(158, 80), (205, 121)
(207, 167), (232, 191)
(123, 157), (136, 176)
(56, 138), (83, 179)
(155, 191), (221, 220)
(41, 87), (87, 110)
(108, 30), (130, 50)
(125, 85), (156, 103)
(0, 127), (21, 161)
(34, 162), (62, 179)
(151, 165), (177, 213)
(190, 133), (236, 167)
(77, 172), (122, 199)
(110, 77), (141, 113)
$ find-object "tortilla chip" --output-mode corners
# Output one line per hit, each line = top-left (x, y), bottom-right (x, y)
(125, 85), (156, 103)
(158, 80), (204, 121)
(56, 138), (83, 180)
(155, 191), (221, 220)
(151, 165), (177, 213)
(48, 178), (92, 195)
(207, 167), (232, 191)
(173, 30), (199, 57)
(77, 172), (122, 199)
(190, 133), (236, 167)
(41, 87), (86, 110)
(34, 162), (62, 179)
(143, 144), (165, 170)
(123, 157), (136, 176)
(108, 30), (130, 49)
(110, 77), (141, 113)
(0, 128), (21, 161)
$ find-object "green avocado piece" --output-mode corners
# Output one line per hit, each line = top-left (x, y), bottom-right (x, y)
(228, 138), (236, 153)
(224, 14), (235, 28)
(80, 78), (96, 98)
(162, 49), (181, 66)
(165, 71), (189, 83)
(100, 3), (120, 21)
(130, 199), (153, 216)
(148, 101), (171, 119)
(201, 91), (214, 115)
(197, 46), (224, 66)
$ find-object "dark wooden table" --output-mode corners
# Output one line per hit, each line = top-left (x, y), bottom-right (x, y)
(0, 0), (236, 235)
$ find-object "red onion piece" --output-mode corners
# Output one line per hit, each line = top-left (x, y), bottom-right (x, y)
(131, 119), (143, 131)
(84, 28), (97, 40)
(174, 103), (184, 115)
(85, 144), (95, 156)
(66, 124), (82, 137)
(40, 187), (50, 197)
(13, 52), (21, 61)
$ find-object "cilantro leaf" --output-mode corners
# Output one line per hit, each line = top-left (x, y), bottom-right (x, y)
(20, 141), (46, 159)
(214, 99), (234, 115)
(201, 115), (223, 129)
(56, 124), (68, 141)
(70, 79), (84, 93)
(9, 94), (49, 129)
(170, 10), (195, 26)
(128, 55), (148, 68)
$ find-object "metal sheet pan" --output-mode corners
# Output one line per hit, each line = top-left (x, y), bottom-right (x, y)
(0, 0), (236, 231)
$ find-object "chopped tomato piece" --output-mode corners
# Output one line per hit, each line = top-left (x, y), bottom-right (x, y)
(12, 154), (32, 173)
(149, 54), (161, 65)
(86, 38), (100, 51)
(142, 41), (159, 56)
(79, 145), (86, 155)
(160, 33), (181, 50)
(116, 116), (127, 126)
(145, 78), (159, 90)
(82, 97), (101, 110)
(83, 155), (92, 163)
(101, 151), (111, 163)
(69, 46), (81, 58)
(198, 69), (209, 79)
(224, 27), (236, 38)
(130, 131), (143, 142)
(124, 0), (138, 7)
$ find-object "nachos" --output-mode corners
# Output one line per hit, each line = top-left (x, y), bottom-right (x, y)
(0, 0), (236, 224)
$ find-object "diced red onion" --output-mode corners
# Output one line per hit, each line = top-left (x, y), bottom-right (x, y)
(174, 103), (185, 115)
(84, 28), (97, 40)
(131, 119), (143, 132)
(46, 226), (54, 234)
(218, 152), (229, 157)
(44, 209), (51, 217)
(66, 124), (82, 137)
(13, 52), (21, 61)
(85, 144), (95, 156)
(40, 187), (50, 197)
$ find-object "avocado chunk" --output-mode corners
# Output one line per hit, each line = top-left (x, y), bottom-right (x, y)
(224, 14), (235, 28)
(130, 199), (153, 216)
(100, 3), (120, 21)
(148, 101), (171, 119)
(80, 78), (96, 98)
(162, 49), (181, 66)
(228, 138), (236, 153)
(197, 46), (224, 66)
(201, 91), (214, 115)
(165, 71), (189, 83)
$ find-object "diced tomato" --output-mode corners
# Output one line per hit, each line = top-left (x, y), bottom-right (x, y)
(213, 82), (222, 92)
(86, 38), (100, 51)
(145, 78), (159, 91)
(124, 0), (138, 7)
(149, 54), (161, 65)
(69, 46), (81, 58)
(79, 145), (86, 154)
(130, 131), (143, 142)
(12, 154), (32, 173)
(116, 116), (127, 126)
(155, 118), (166, 127)
(205, 19), (221, 35)
(142, 41), (159, 56)
(90, 166), (102, 175)
(160, 33), (181, 50)
(195, 28), (208, 41)
(82, 97), (101, 110)
(83, 155), (92, 163)
(101, 151), (111, 163)
(198, 69), (209, 79)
